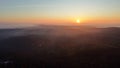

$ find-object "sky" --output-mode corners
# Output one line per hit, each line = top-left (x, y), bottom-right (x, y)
(0, 0), (120, 27)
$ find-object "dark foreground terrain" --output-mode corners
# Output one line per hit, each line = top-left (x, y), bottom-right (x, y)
(0, 26), (120, 68)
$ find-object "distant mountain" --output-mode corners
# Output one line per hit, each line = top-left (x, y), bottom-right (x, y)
(0, 23), (35, 29)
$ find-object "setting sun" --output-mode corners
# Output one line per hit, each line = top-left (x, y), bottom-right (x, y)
(76, 19), (81, 23)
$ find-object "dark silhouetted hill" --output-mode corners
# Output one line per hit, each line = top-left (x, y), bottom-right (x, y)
(0, 26), (120, 68)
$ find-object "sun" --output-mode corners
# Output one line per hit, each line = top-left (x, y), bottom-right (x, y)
(76, 19), (81, 23)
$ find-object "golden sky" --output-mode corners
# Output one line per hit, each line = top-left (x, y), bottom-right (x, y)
(0, 0), (120, 27)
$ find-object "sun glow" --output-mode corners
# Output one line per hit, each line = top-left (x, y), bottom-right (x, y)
(76, 19), (81, 23)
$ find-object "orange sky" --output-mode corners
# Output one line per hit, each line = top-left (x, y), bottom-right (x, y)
(0, 0), (120, 27)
